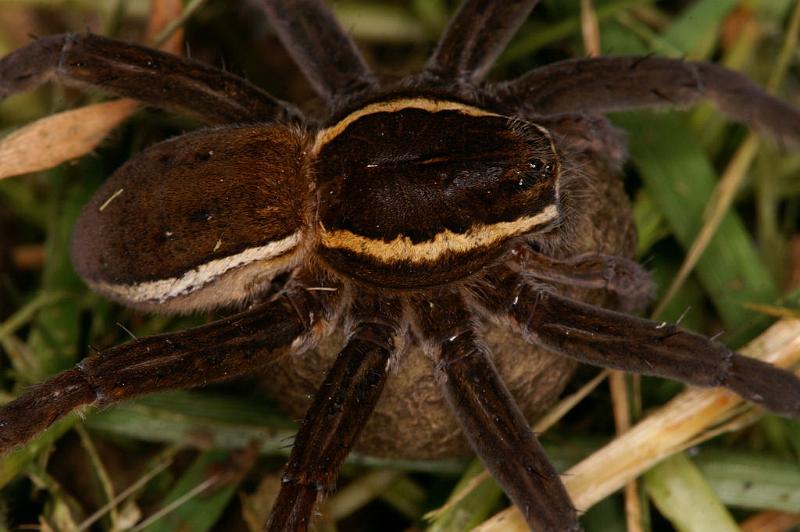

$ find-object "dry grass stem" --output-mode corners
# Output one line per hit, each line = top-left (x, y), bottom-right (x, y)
(76, 460), (173, 531)
(580, 0), (601, 57)
(742, 302), (800, 320)
(609, 371), (644, 532)
(324, 470), (401, 521)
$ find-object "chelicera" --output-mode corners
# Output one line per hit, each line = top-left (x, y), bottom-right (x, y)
(1, 1), (800, 530)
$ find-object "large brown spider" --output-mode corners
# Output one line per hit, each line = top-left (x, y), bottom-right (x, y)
(1, 1), (800, 530)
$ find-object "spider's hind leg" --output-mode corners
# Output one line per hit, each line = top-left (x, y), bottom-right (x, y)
(0, 33), (298, 124)
(414, 290), (581, 532)
(266, 296), (403, 532)
(478, 267), (800, 418)
(0, 282), (336, 454)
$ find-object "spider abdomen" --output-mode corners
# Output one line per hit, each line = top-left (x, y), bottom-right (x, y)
(71, 126), (312, 313)
(312, 97), (560, 288)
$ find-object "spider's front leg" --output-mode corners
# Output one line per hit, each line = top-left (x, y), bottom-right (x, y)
(0, 279), (338, 453)
(414, 290), (580, 532)
(497, 56), (800, 147)
(478, 267), (800, 418)
(0, 33), (299, 124)
(266, 296), (404, 532)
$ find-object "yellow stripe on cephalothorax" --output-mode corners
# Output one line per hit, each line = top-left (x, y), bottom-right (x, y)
(312, 98), (501, 155)
(320, 205), (559, 264)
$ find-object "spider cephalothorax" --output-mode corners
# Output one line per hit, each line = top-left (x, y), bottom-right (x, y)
(315, 98), (561, 287)
(1, 1), (800, 531)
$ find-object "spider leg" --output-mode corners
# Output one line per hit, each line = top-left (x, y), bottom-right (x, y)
(425, 0), (540, 83)
(265, 297), (403, 532)
(478, 267), (800, 418)
(0, 33), (300, 125)
(510, 244), (656, 313)
(0, 284), (335, 454)
(255, 0), (376, 102)
(414, 291), (580, 532)
(497, 57), (800, 147)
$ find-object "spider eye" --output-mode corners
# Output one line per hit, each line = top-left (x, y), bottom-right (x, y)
(516, 158), (554, 190)
(517, 174), (535, 189)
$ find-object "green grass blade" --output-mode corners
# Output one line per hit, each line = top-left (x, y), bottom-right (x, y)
(644, 453), (739, 532)
(25, 161), (103, 379)
(661, 0), (738, 58)
(694, 448), (800, 512)
(141, 450), (238, 532)
(425, 460), (503, 532)
(615, 112), (778, 339)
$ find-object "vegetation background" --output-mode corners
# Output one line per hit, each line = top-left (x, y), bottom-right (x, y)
(0, 0), (799, 530)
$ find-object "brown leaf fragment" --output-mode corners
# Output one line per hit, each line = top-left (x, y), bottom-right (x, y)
(740, 510), (800, 532)
(0, 0), (187, 181)
(148, 0), (185, 55)
(11, 244), (45, 270)
(0, 99), (139, 180)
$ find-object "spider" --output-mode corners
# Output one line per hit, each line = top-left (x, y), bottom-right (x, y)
(1, 1), (800, 530)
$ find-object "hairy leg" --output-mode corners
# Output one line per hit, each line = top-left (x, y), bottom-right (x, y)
(497, 56), (800, 147)
(0, 33), (300, 125)
(255, 0), (375, 102)
(0, 284), (334, 453)
(414, 290), (580, 532)
(266, 297), (403, 532)
(425, 0), (540, 83)
(478, 267), (800, 417)
(510, 244), (655, 313)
